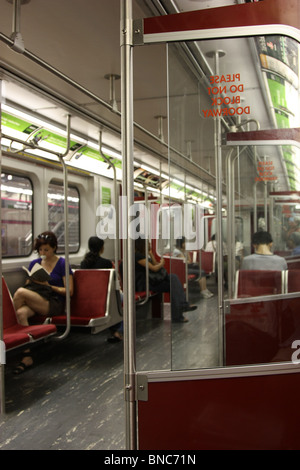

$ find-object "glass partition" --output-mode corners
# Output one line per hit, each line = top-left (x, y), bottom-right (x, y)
(166, 33), (300, 370)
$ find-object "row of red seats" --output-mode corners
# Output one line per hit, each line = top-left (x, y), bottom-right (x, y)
(227, 269), (300, 366)
(163, 251), (215, 286)
(235, 269), (300, 298)
(2, 269), (124, 353)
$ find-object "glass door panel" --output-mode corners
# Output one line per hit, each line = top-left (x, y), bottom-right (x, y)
(167, 42), (221, 370)
(167, 33), (300, 370)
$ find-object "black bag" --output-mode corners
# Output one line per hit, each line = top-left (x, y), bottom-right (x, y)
(148, 267), (168, 285)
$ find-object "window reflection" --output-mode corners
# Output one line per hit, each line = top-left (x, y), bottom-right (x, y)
(1, 172), (33, 257)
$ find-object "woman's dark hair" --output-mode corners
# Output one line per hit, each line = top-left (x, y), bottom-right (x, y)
(82, 236), (104, 268)
(176, 237), (185, 249)
(88, 236), (104, 253)
(34, 231), (58, 252)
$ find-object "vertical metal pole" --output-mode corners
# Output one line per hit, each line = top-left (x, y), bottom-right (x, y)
(121, 0), (137, 450)
(226, 148), (234, 298)
(55, 115), (71, 341)
(213, 51), (224, 367)
(253, 182), (258, 233)
(12, 0), (21, 34)
(0, 78), (5, 415)
(264, 155), (268, 230)
(99, 130), (120, 283)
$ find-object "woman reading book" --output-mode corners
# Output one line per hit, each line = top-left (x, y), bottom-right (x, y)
(12, 231), (74, 374)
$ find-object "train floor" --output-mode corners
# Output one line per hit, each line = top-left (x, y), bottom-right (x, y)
(0, 279), (219, 450)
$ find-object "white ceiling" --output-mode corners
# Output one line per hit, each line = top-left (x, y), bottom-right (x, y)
(0, 0), (170, 161)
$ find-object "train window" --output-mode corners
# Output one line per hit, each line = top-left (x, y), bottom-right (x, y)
(47, 181), (80, 254)
(1, 172), (33, 257)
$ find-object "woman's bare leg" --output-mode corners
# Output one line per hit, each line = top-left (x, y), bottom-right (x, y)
(13, 287), (50, 325)
(13, 287), (50, 373)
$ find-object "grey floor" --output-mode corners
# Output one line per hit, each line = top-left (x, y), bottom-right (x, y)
(0, 280), (219, 450)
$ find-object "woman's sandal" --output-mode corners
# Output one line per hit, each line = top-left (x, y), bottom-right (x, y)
(107, 331), (123, 343)
(13, 356), (33, 375)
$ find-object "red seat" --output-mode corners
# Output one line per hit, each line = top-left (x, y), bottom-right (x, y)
(163, 256), (186, 286)
(52, 269), (122, 333)
(190, 250), (214, 274)
(198, 250), (215, 275)
(235, 270), (284, 298)
(286, 269), (300, 293)
(2, 277), (57, 351)
(3, 329), (30, 350)
(286, 257), (300, 270)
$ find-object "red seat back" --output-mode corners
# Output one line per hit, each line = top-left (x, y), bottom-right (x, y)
(286, 258), (300, 270)
(236, 270), (283, 298)
(287, 269), (300, 293)
(2, 277), (18, 329)
(70, 269), (111, 318)
(163, 256), (186, 286)
(200, 250), (214, 274)
(190, 250), (214, 274)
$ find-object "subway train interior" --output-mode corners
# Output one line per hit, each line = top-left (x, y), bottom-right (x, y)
(0, 0), (300, 450)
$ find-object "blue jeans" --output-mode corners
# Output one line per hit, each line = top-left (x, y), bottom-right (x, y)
(151, 273), (189, 322)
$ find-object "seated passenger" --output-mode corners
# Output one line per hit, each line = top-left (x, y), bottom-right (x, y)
(135, 238), (197, 323)
(241, 231), (287, 271)
(80, 236), (113, 269)
(81, 236), (123, 343)
(288, 232), (300, 256)
(173, 237), (213, 298)
(13, 231), (74, 374)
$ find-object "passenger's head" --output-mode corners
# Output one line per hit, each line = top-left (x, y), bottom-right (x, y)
(176, 237), (185, 250)
(34, 231), (58, 253)
(288, 216), (300, 228)
(252, 231), (273, 247)
(88, 236), (104, 254)
(290, 231), (300, 247)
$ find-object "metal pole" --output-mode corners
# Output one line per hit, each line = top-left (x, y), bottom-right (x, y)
(121, 0), (137, 450)
(99, 129), (120, 285)
(226, 148), (235, 299)
(54, 114), (71, 341)
(0, 78), (5, 415)
(212, 50), (225, 367)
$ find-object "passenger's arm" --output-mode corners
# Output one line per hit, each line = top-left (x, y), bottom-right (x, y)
(50, 274), (74, 297)
(137, 256), (165, 272)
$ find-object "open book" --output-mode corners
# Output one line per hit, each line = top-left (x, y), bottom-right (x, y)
(22, 263), (51, 282)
